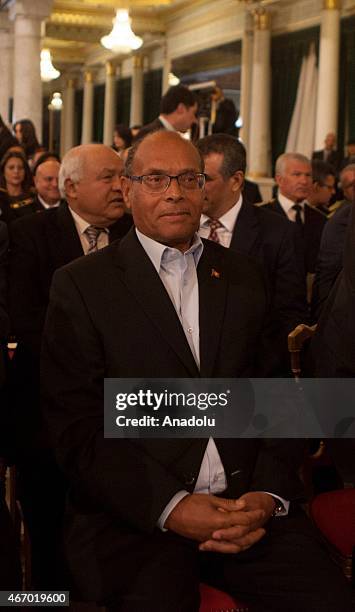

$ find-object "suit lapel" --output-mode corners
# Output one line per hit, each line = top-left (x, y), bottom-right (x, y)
(46, 202), (84, 269)
(198, 241), (228, 377)
(229, 200), (260, 255)
(112, 229), (200, 377)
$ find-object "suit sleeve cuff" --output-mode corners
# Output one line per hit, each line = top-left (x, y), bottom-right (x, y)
(157, 491), (190, 531)
(261, 492), (290, 516)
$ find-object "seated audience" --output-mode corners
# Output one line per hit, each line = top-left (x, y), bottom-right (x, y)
(0, 114), (19, 161)
(40, 131), (353, 611)
(197, 134), (308, 375)
(311, 163), (355, 320)
(0, 150), (35, 222)
(340, 137), (355, 170)
(8, 143), (133, 590)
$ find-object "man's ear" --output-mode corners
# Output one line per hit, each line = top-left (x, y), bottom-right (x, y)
(230, 170), (244, 192)
(275, 173), (282, 188)
(120, 176), (132, 210)
(64, 178), (78, 200)
(176, 102), (186, 115)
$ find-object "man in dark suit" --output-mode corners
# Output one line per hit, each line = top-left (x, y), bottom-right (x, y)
(262, 153), (327, 277)
(311, 163), (355, 320)
(8, 144), (132, 590)
(135, 84), (198, 141)
(312, 132), (342, 172)
(41, 131), (353, 611)
(197, 134), (308, 374)
(32, 157), (63, 211)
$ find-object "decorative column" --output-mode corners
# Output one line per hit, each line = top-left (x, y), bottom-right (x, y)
(130, 55), (144, 127)
(62, 77), (75, 154)
(239, 10), (253, 153)
(103, 62), (116, 146)
(81, 70), (94, 144)
(10, 0), (53, 142)
(314, 0), (341, 149)
(248, 9), (271, 178)
(162, 42), (171, 95)
(0, 13), (13, 122)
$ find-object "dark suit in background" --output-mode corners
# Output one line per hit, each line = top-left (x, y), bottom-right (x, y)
(40, 229), (353, 611)
(229, 200), (308, 373)
(312, 149), (342, 172)
(311, 202), (350, 320)
(261, 198), (327, 275)
(243, 179), (262, 204)
(135, 118), (165, 141)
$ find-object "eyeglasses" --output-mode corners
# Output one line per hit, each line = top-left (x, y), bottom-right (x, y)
(129, 172), (206, 193)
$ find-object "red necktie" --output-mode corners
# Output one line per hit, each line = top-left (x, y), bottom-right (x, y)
(207, 218), (222, 243)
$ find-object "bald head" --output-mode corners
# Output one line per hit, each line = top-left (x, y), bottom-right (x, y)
(34, 159), (61, 206)
(59, 144), (125, 227)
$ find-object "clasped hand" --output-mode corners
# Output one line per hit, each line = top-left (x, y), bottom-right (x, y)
(164, 491), (275, 554)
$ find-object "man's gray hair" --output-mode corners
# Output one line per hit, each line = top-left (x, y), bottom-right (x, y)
(58, 147), (85, 198)
(275, 152), (311, 177)
(340, 163), (355, 185)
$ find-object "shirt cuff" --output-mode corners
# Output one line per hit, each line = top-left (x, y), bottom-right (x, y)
(262, 492), (289, 516)
(157, 491), (190, 531)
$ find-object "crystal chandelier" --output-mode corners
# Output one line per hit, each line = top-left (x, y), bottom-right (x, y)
(101, 9), (143, 54)
(48, 92), (63, 111)
(41, 49), (60, 82)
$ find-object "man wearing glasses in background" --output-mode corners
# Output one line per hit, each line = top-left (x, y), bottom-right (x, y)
(41, 131), (353, 612)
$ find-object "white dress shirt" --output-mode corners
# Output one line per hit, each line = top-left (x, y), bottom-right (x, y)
(136, 228), (289, 529)
(278, 192), (305, 224)
(199, 194), (243, 247)
(69, 207), (109, 255)
(38, 194), (61, 209)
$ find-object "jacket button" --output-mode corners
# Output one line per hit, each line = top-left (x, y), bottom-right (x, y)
(184, 474), (196, 485)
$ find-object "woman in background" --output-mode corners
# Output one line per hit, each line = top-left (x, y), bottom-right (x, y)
(113, 123), (132, 153)
(13, 119), (41, 166)
(0, 150), (35, 223)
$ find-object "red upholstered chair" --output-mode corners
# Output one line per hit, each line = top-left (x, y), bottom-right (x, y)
(199, 583), (248, 612)
(310, 489), (355, 582)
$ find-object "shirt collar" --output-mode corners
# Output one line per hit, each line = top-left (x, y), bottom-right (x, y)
(38, 194), (60, 209)
(68, 206), (109, 235)
(136, 228), (204, 273)
(158, 115), (176, 132)
(278, 191), (305, 213)
(200, 193), (243, 232)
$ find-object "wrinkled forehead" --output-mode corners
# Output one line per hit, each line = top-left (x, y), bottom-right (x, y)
(284, 160), (311, 175)
(134, 137), (202, 174)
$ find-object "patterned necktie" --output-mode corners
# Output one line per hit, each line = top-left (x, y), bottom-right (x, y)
(292, 204), (303, 229)
(84, 225), (103, 253)
(207, 218), (223, 243)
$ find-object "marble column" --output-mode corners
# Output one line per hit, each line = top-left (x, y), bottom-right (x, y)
(10, 0), (53, 142)
(130, 55), (144, 127)
(239, 10), (254, 154)
(62, 77), (75, 154)
(0, 13), (13, 122)
(162, 43), (171, 95)
(81, 70), (94, 144)
(103, 62), (116, 146)
(248, 9), (271, 178)
(315, 0), (341, 149)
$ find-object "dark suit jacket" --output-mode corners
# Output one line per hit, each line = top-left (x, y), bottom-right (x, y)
(312, 149), (342, 171)
(41, 229), (305, 601)
(0, 221), (9, 343)
(311, 202), (351, 321)
(261, 199), (327, 274)
(9, 202), (133, 357)
(243, 180), (262, 204)
(134, 118), (165, 141)
(230, 201), (308, 372)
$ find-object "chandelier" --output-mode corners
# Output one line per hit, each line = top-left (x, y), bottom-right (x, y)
(48, 92), (63, 111)
(41, 49), (60, 82)
(101, 9), (143, 54)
